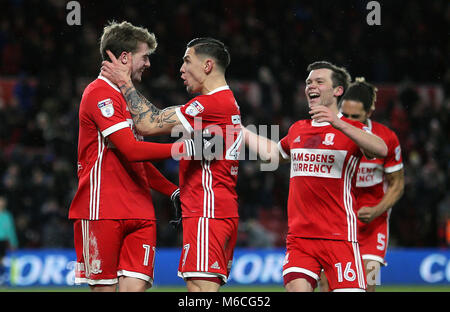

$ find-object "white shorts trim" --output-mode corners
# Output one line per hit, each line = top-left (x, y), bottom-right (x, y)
(117, 269), (153, 286)
(178, 271), (228, 284)
(362, 254), (387, 266)
(333, 288), (366, 292)
(75, 277), (118, 286)
(282, 267), (319, 281)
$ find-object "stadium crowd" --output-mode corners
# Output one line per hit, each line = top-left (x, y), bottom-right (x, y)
(0, 0), (448, 249)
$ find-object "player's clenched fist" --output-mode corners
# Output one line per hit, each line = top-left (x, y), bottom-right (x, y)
(309, 105), (339, 125)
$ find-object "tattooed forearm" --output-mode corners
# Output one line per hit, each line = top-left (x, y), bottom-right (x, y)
(118, 79), (180, 134)
(156, 108), (177, 128)
(119, 81), (155, 122)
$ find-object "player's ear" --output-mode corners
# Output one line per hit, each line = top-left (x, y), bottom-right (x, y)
(334, 86), (344, 97)
(119, 51), (131, 65)
(204, 59), (214, 74)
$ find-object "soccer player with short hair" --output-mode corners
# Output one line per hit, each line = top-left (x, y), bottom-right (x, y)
(69, 21), (194, 292)
(243, 61), (388, 292)
(319, 78), (404, 291)
(101, 37), (242, 292)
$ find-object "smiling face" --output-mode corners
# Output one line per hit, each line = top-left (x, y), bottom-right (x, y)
(305, 68), (343, 108)
(130, 42), (151, 82)
(180, 47), (207, 94)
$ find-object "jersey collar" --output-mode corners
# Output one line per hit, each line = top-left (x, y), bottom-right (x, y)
(312, 112), (343, 127)
(206, 85), (230, 95)
(366, 118), (373, 131)
(98, 74), (121, 93)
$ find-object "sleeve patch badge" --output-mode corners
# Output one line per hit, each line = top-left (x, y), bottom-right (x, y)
(395, 145), (401, 161)
(185, 100), (204, 117)
(98, 98), (114, 118)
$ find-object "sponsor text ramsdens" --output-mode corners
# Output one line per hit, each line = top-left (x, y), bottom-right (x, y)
(290, 148), (347, 178)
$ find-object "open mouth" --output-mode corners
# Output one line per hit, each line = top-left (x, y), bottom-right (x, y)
(308, 92), (320, 99)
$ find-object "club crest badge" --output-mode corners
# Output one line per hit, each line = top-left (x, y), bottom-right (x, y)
(98, 98), (114, 118)
(322, 133), (335, 146)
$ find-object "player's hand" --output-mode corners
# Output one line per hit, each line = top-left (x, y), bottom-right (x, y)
(169, 189), (182, 228)
(183, 126), (225, 160)
(101, 50), (132, 86)
(357, 206), (382, 223)
(309, 105), (340, 127)
(198, 125), (224, 161)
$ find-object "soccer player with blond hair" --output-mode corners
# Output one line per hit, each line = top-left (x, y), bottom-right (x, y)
(70, 21), (195, 292)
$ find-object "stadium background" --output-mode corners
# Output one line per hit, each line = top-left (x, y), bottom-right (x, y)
(0, 0), (448, 291)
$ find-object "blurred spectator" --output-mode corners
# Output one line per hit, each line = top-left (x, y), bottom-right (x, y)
(0, 195), (18, 249)
(0, 195), (18, 284)
(0, 0), (448, 248)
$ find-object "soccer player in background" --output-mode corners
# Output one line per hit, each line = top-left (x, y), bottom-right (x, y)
(243, 61), (388, 291)
(101, 37), (242, 292)
(319, 78), (405, 291)
(69, 21), (195, 292)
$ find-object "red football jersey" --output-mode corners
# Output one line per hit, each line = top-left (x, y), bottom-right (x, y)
(356, 119), (403, 243)
(278, 113), (369, 242)
(175, 86), (242, 218)
(69, 76), (157, 220)
(355, 119), (403, 209)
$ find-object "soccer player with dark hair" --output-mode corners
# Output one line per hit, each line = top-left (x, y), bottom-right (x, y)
(319, 78), (404, 291)
(101, 37), (242, 292)
(243, 61), (388, 292)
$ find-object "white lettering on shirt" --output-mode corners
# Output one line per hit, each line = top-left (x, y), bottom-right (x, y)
(290, 148), (347, 178)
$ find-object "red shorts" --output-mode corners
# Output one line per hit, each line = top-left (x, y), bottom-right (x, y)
(358, 213), (389, 265)
(178, 217), (238, 284)
(73, 219), (157, 287)
(283, 236), (366, 291)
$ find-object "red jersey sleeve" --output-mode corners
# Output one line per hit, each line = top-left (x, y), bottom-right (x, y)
(83, 88), (129, 137)
(384, 130), (403, 173)
(341, 117), (371, 159)
(278, 135), (291, 159)
(175, 96), (223, 133)
(144, 162), (178, 197)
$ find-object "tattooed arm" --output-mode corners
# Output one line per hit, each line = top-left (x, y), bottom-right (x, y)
(101, 50), (182, 136)
(118, 78), (181, 135)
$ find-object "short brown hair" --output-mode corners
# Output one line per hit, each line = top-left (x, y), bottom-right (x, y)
(100, 21), (157, 61)
(307, 61), (351, 102)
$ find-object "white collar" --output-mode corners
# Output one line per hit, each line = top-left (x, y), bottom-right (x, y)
(98, 75), (121, 93)
(366, 118), (373, 131)
(312, 112), (343, 127)
(206, 85), (230, 95)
